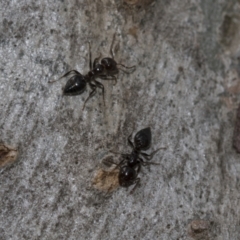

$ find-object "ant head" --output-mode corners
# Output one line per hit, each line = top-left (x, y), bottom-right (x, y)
(119, 166), (137, 187)
(101, 58), (117, 72)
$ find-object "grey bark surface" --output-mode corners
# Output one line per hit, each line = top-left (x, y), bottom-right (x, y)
(1, 0), (240, 239)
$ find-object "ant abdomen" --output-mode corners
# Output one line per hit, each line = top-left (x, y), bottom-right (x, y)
(134, 127), (152, 151)
(63, 75), (87, 96)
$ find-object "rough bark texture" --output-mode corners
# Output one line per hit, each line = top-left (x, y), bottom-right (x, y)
(1, 0), (240, 239)
(233, 104), (240, 153)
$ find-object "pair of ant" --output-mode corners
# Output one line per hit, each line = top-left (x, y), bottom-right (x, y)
(50, 35), (162, 193)
(107, 127), (165, 193)
(49, 34), (135, 110)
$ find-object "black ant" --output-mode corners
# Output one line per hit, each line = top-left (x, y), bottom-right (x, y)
(49, 34), (136, 110)
(108, 127), (165, 193)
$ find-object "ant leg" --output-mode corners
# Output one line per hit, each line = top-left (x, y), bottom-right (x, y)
(103, 158), (127, 170)
(99, 75), (117, 85)
(138, 158), (160, 171)
(130, 178), (140, 194)
(102, 159), (118, 167)
(141, 147), (166, 161)
(139, 157), (160, 166)
(93, 53), (102, 69)
(127, 131), (134, 149)
(142, 161), (160, 166)
(109, 151), (129, 158)
(113, 159), (127, 168)
(49, 70), (81, 83)
(141, 148), (160, 161)
(82, 82), (96, 110)
(139, 156), (159, 173)
(102, 159), (117, 165)
(60, 70), (81, 78)
(88, 41), (92, 70)
(135, 162), (141, 174)
(93, 79), (105, 107)
(117, 63), (136, 70)
(129, 163), (141, 194)
(110, 33), (116, 59)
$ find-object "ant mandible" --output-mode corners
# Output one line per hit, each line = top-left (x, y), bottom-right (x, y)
(109, 127), (165, 194)
(49, 34), (136, 110)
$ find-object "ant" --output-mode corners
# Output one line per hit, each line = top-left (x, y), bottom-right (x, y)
(108, 127), (165, 193)
(49, 34), (136, 110)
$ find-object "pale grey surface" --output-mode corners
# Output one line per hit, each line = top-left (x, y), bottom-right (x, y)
(1, 0), (240, 239)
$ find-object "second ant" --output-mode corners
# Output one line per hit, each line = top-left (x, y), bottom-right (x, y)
(106, 127), (166, 194)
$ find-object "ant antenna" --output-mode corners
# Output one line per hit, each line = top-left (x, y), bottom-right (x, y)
(48, 70), (81, 83)
(88, 41), (92, 70)
(116, 63), (136, 73)
(110, 33), (116, 59)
